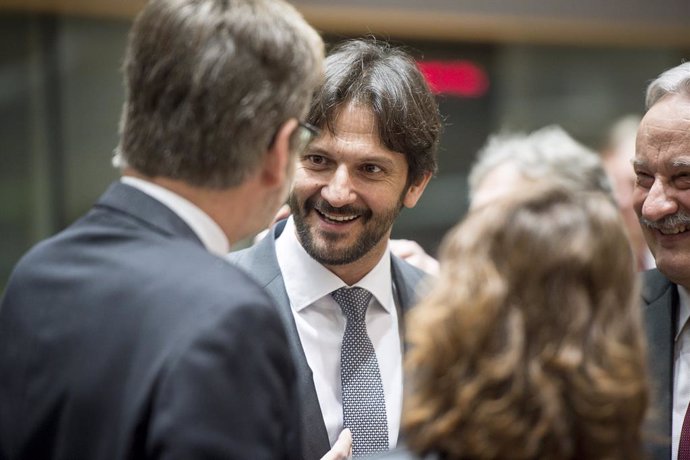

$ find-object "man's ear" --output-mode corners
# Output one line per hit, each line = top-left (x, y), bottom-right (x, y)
(402, 172), (433, 208)
(261, 119), (298, 187)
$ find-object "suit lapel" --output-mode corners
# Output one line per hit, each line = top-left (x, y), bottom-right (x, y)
(229, 221), (331, 459)
(390, 255), (429, 447)
(390, 255), (427, 313)
(642, 269), (676, 460)
(390, 255), (429, 347)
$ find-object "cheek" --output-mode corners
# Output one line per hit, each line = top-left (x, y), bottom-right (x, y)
(678, 194), (690, 211)
(290, 176), (322, 202)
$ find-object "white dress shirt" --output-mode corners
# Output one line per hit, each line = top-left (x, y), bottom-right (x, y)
(673, 285), (690, 460)
(121, 176), (229, 256)
(275, 217), (403, 449)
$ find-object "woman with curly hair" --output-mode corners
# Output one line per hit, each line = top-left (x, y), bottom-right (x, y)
(379, 184), (649, 460)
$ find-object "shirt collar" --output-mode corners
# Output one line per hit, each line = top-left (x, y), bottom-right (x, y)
(121, 176), (229, 256)
(676, 285), (690, 342)
(275, 217), (394, 313)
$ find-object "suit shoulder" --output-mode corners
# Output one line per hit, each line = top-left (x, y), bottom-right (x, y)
(226, 242), (260, 266)
(392, 255), (430, 286)
(391, 255), (435, 307)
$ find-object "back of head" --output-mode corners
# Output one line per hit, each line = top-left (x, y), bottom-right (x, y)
(403, 184), (648, 459)
(468, 126), (613, 207)
(307, 38), (442, 185)
(645, 61), (690, 110)
(115, 0), (324, 188)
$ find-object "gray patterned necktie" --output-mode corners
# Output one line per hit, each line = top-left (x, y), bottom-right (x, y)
(331, 287), (389, 457)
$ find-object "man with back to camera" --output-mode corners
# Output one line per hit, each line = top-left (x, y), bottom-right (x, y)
(0, 0), (330, 458)
(634, 62), (690, 460)
(228, 38), (442, 459)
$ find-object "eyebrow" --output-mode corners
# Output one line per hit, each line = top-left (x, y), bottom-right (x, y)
(632, 157), (690, 169)
(304, 147), (398, 169)
(362, 155), (397, 169)
(672, 157), (690, 168)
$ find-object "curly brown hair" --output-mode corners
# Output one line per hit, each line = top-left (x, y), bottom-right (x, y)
(403, 185), (648, 460)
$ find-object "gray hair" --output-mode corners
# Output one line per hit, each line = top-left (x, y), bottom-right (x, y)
(114, 0), (324, 188)
(469, 126), (613, 201)
(645, 62), (690, 110)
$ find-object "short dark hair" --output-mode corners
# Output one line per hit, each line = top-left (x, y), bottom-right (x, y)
(307, 39), (442, 185)
(115, 0), (323, 188)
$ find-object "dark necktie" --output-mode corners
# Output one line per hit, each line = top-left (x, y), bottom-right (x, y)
(331, 287), (389, 457)
(680, 402), (690, 459)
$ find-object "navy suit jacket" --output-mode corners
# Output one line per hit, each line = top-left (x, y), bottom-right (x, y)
(0, 182), (301, 460)
(642, 268), (678, 460)
(228, 220), (429, 460)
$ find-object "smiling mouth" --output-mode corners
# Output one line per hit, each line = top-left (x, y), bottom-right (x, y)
(315, 208), (360, 223)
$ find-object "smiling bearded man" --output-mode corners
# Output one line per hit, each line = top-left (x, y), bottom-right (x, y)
(228, 38), (442, 460)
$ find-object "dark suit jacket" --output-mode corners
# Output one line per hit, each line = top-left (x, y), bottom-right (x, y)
(642, 268), (678, 460)
(228, 220), (429, 460)
(0, 182), (301, 460)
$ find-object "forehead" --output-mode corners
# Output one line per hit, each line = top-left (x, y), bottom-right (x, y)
(312, 103), (406, 164)
(636, 94), (690, 166)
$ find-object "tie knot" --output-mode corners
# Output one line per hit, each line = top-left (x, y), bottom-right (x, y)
(331, 287), (372, 323)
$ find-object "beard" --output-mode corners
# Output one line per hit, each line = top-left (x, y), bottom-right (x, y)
(288, 192), (404, 266)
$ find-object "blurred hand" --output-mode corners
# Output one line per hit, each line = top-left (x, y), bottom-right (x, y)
(389, 239), (439, 276)
(320, 429), (352, 460)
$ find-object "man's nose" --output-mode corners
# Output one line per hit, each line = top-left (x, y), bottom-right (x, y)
(321, 165), (356, 207)
(642, 179), (678, 222)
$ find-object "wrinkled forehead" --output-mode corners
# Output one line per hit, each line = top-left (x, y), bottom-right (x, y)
(638, 94), (690, 143)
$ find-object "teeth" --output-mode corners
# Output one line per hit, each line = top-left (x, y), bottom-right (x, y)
(320, 211), (358, 222)
(660, 226), (687, 235)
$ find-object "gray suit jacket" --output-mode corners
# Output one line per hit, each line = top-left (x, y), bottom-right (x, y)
(642, 268), (677, 460)
(228, 219), (429, 460)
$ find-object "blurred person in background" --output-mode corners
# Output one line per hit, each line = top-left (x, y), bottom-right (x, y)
(601, 115), (655, 271)
(379, 126), (615, 286)
(0, 0), (330, 459)
(635, 61), (690, 460)
(380, 184), (648, 460)
(468, 125), (613, 209)
(229, 38), (442, 459)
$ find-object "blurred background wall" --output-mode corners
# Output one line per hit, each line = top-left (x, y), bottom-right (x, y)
(1, 0), (689, 289)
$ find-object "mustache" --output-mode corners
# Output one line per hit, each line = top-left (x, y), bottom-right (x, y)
(639, 210), (690, 230)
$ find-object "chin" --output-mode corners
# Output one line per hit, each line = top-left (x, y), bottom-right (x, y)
(657, 256), (690, 287)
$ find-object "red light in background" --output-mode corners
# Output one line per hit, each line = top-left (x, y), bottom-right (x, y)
(417, 60), (489, 98)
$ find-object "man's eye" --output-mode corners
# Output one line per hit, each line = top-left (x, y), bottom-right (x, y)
(675, 173), (690, 188)
(635, 172), (653, 188)
(306, 155), (326, 166)
(363, 164), (382, 174)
